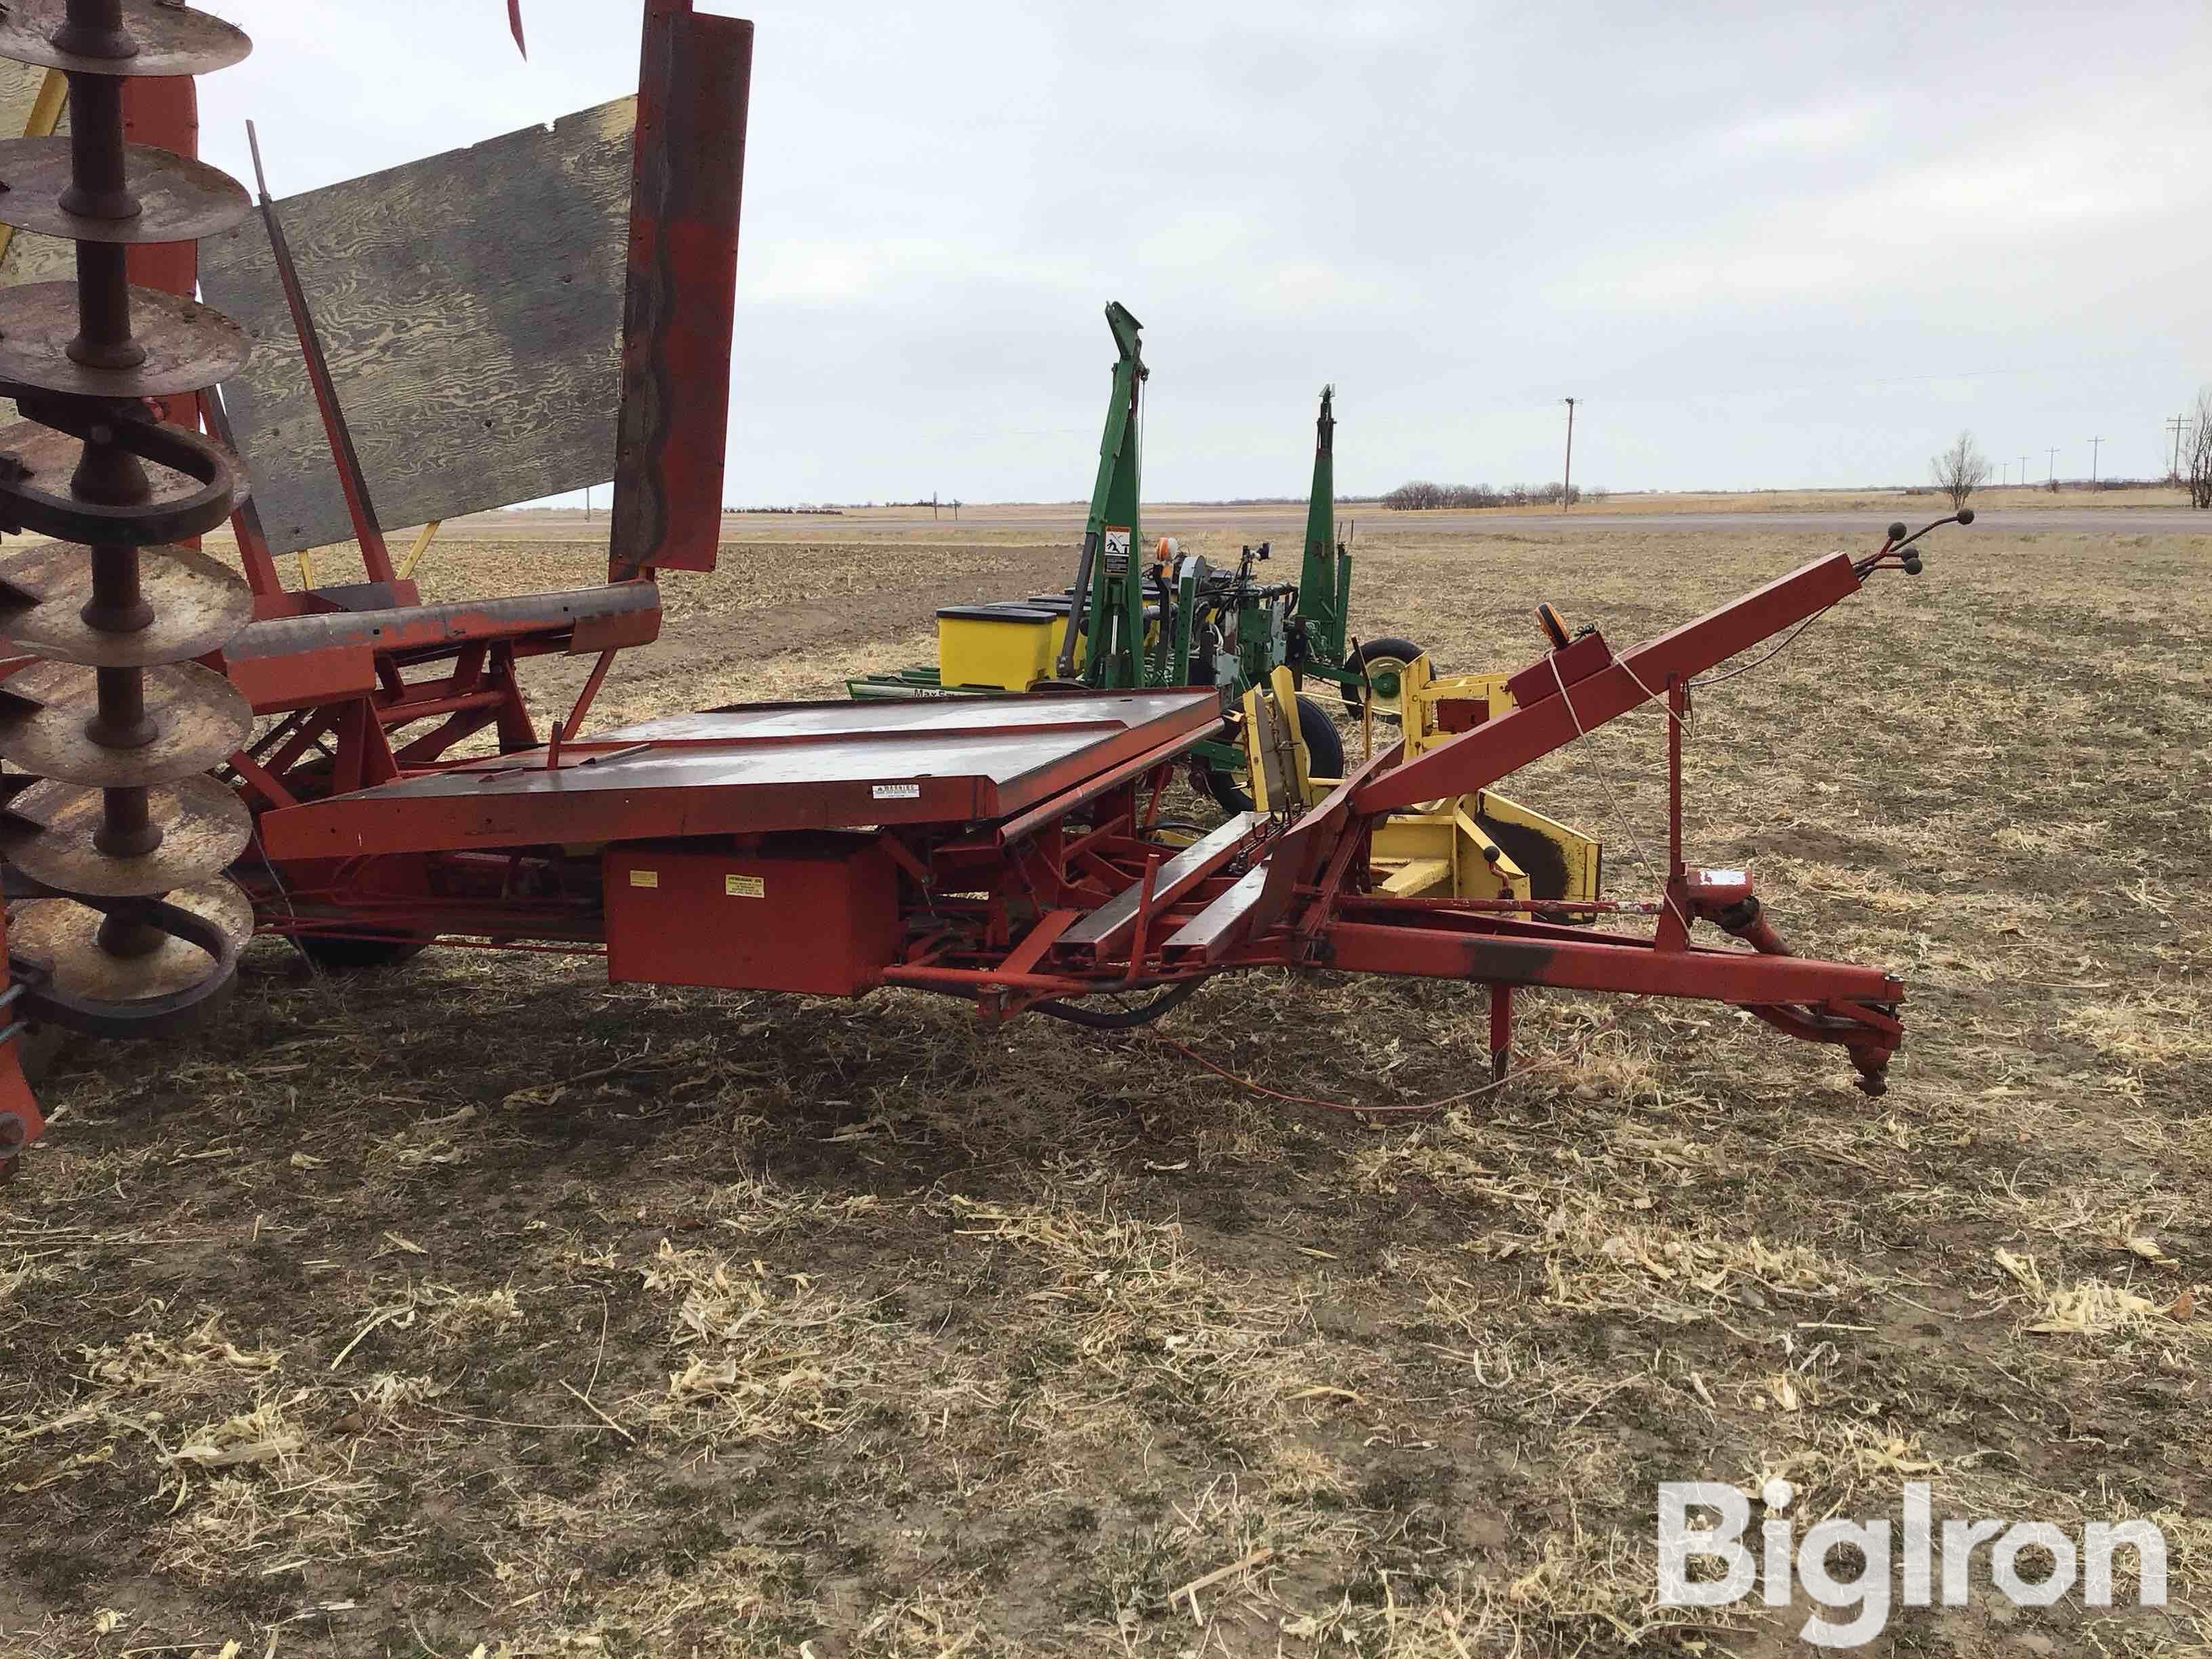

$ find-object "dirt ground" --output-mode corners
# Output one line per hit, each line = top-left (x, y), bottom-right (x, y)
(3, 510), (2209, 1658)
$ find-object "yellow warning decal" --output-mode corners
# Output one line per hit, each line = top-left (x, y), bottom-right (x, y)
(629, 869), (659, 888)
(726, 874), (765, 899)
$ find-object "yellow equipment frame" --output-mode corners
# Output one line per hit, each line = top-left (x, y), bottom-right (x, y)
(1242, 651), (1601, 906)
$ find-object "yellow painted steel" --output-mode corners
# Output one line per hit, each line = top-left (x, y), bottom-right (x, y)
(1270, 666), (1316, 804)
(1237, 667), (1321, 812)
(1377, 857), (1450, 895)
(398, 520), (443, 581)
(1371, 795), (1534, 901)
(296, 547), (317, 588)
(936, 609), (1076, 691)
(1236, 678), (1279, 812)
(1367, 653), (1601, 904)
(1400, 659), (1518, 759)
(0, 70), (67, 270)
(25, 70), (64, 140)
(1223, 648), (1598, 906)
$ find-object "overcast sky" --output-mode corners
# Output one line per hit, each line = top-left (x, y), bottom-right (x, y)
(198, 2), (2212, 504)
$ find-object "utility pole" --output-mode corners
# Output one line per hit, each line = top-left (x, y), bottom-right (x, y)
(2047, 447), (2058, 488)
(2089, 436), (2104, 486)
(2167, 413), (2188, 483)
(2019, 455), (2028, 491)
(932, 491), (940, 521)
(1560, 397), (1577, 512)
(584, 484), (592, 520)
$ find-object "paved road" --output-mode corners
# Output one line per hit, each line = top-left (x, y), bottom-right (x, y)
(1366, 508), (2212, 534)
(1092, 506), (2205, 536)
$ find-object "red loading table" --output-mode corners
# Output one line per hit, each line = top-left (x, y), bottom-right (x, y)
(257, 689), (1227, 859)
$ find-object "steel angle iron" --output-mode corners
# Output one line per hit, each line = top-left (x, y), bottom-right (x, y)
(0, 0), (257, 1100)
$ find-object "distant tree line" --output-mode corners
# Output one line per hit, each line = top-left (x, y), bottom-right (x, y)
(1380, 480), (1595, 510)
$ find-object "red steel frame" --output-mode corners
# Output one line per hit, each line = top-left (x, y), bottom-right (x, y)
(862, 550), (1911, 1092)
(237, 547), (1914, 1097)
(610, 0), (750, 579)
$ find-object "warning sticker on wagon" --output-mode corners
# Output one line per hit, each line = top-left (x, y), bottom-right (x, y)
(725, 874), (765, 898)
(872, 783), (922, 800)
(629, 869), (659, 888)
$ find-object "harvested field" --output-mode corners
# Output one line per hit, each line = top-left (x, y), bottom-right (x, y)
(3, 514), (2209, 1657)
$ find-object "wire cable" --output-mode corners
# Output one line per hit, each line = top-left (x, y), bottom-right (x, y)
(1690, 600), (1840, 689)
(1549, 654), (1694, 937)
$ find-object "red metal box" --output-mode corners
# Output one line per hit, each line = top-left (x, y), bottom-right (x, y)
(1504, 630), (1615, 710)
(605, 837), (902, 996)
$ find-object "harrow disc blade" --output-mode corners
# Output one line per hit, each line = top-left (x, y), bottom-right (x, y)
(0, 774), (250, 897)
(0, 660), (251, 787)
(7, 876), (252, 1006)
(0, 140), (251, 245)
(0, 0), (255, 1126)
(0, 1), (251, 78)
(0, 283), (248, 400)
(0, 419), (243, 548)
(0, 540), (252, 668)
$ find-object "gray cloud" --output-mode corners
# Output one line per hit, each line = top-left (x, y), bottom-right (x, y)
(201, 1), (2212, 501)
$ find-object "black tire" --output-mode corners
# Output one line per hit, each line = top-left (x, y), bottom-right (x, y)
(295, 933), (430, 972)
(1339, 636), (1425, 720)
(1297, 693), (1346, 783)
(272, 760), (433, 972)
(1200, 695), (1345, 813)
(1198, 756), (1252, 814)
(13, 1021), (69, 1087)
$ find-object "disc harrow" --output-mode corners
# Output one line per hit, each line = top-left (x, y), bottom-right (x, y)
(0, 0), (257, 1134)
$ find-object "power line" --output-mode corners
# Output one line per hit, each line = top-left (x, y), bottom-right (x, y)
(1446, 360), (2079, 419)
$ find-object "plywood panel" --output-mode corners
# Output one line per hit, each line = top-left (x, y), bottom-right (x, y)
(0, 60), (73, 287)
(200, 98), (633, 556)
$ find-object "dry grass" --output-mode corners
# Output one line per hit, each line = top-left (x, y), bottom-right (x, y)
(3, 517), (2209, 1656)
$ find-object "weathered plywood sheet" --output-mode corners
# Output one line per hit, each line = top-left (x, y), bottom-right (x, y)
(0, 60), (73, 287)
(200, 98), (633, 555)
